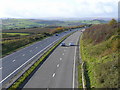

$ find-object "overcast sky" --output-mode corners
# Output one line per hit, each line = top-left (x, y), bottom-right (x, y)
(0, 0), (119, 19)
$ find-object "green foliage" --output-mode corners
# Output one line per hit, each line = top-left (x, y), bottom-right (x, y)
(80, 23), (119, 88)
(83, 23), (119, 44)
(2, 19), (41, 30)
(94, 60), (119, 88)
(108, 19), (117, 25)
(3, 33), (30, 36)
(78, 64), (83, 88)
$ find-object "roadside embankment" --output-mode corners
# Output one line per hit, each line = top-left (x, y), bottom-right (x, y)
(80, 23), (119, 88)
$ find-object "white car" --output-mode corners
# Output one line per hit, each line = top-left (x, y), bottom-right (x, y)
(61, 42), (66, 46)
(69, 42), (74, 46)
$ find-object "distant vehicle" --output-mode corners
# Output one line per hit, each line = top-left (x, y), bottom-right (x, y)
(61, 42), (66, 46)
(55, 34), (58, 36)
(69, 42), (74, 46)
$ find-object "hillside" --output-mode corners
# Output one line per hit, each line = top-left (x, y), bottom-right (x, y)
(80, 22), (119, 88)
(1, 19), (107, 30)
(2, 19), (41, 30)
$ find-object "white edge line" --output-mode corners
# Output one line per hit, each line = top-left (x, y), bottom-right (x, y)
(12, 60), (15, 62)
(0, 31), (74, 83)
(73, 40), (77, 88)
(0, 37), (62, 84)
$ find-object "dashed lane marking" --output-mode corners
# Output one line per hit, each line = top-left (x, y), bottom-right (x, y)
(57, 64), (59, 67)
(12, 60), (15, 62)
(52, 73), (56, 77)
(0, 67), (3, 69)
(60, 58), (62, 60)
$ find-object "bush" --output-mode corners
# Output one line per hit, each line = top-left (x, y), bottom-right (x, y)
(108, 19), (117, 25)
(80, 23), (119, 88)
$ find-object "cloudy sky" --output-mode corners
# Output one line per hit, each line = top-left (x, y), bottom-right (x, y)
(0, 0), (119, 19)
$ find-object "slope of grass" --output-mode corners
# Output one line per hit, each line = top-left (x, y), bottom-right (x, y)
(78, 64), (83, 88)
(80, 23), (119, 88)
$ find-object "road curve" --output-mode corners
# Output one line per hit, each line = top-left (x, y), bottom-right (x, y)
(24, 30), (81, 88)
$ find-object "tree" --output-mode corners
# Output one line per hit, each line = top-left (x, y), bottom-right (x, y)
(108, 19), (117, 25)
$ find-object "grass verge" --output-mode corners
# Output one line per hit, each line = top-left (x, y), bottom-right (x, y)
(80, 34), (119, 88)
(78, 63), (83, 88)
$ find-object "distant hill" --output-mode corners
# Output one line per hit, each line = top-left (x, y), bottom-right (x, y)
(1, 18), (108, 30)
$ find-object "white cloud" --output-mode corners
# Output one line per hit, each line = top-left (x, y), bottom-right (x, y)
(0, 0), (118, 18)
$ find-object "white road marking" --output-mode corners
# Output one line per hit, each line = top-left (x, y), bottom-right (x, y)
(12, 60), (16, 62)
(52, 73), (56, 77)
(2, 36), (51, 59)
(62, 53), (64, 55)
(57, 64), (59, 67)
(60, 58), (62, 60)
(0, 36), (62, 84)
(73, 43), (77, 88)
(23, 54), (25, 56)
(0, 67), (2, 69)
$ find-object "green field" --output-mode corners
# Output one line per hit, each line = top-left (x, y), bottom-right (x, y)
(2, 33), (30, 35)
(2, 19), (42, 30)
(1, 19), (107, 30)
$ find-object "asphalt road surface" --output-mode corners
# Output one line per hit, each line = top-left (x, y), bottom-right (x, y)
(0, 29), (78, 85)
(24, 30), (81, 88)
